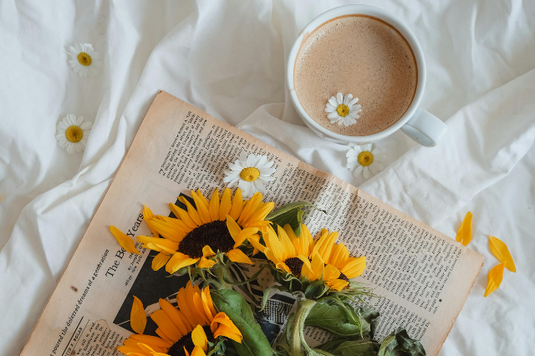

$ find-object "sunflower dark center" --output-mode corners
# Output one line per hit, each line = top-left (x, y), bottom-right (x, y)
(284, 257), (305, 277)
(338, 271), (349, 282)
(167, 325), (214, 356)
(178, 220), (235, 258)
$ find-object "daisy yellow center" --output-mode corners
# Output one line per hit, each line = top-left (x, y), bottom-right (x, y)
(77, 52), (92, 66)
(178, 220), (235, 258)
(167, 325), (214, 356)
(240, 167), (260, 182)
(65, 126), (84, 143)
(357, 151), (374, 167)
(336, 104), (350, 117)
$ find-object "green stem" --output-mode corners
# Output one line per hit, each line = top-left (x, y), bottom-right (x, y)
(211, 263), (233, 290)
(289, 298), (316, 356)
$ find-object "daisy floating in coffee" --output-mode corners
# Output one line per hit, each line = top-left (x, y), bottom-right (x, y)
(223, 151), (276, 198)
(56, 114), (92, 154)
(324, 93), (362, 127)
(67, 43), (103, 78)
(346, 143), (385, 179)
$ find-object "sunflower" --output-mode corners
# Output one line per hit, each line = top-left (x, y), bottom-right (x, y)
(118, 282), (242, 356)
(138, 188), (274, 274)
(256, 224), (366, 291)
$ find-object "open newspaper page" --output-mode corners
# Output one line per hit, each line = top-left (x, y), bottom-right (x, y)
(20, 91), (483, 356)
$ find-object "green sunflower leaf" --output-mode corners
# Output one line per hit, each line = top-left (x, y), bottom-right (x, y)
(211, 289), (273, 356)
(305, 299), (379, 339)
(265, 201), (325, 237)
(319, 339), (379, 356)
(378, 328), (426, 356)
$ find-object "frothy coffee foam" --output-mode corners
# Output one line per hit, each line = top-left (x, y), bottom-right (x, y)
(294, 15), (418, 136)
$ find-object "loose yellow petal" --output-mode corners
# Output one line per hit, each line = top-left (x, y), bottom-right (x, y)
(456, 211), (473, 246)
(191, 325), (209, 352)
(227, 248), (254, 265)
(489, 235), (516, 272)
(110, 226), (140, 255)
(152, 253), (171, 271)
(484, 262), (506, 297)
(130, 296), (147, 334)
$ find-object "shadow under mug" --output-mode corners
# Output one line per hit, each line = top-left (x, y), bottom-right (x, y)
(287, 5), (447, 147)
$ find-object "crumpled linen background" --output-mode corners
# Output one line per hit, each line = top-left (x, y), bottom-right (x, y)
(0, 1), (534, 355)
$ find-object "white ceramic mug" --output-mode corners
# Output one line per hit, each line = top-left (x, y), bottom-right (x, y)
(287, 5), (447, 147)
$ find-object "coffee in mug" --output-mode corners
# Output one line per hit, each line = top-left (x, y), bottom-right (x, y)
(294, 15), (418, 136)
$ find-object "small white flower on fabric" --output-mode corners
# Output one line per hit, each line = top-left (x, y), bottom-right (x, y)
(223, 151), (276, 198)
(324, 93), (362, 127)
(346, 144), (386, 180)
(56, 115), (92, 154)
(67, 43), (103, 78)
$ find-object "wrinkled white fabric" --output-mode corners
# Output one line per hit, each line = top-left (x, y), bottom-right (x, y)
(0, 1), (534, 355)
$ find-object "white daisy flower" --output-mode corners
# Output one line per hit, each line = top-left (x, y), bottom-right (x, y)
(346, 144), (386, 179)
(56, 115), (92, 154)
(324, 93), (362, 127)
(67, 43), (103, 77)
(223, 151), (276, 198)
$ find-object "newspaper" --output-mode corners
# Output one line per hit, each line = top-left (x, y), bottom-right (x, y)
(20, 91), (484, 356)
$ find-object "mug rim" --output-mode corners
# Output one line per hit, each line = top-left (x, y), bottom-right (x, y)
(287, 4), (427, 144)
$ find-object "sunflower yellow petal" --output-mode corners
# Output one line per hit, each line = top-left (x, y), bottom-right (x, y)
(191, 346), (207, 356)
(219, 188), (232, 220)
(149, 219), (186, 242)
(110, 226), (140, 255)
(211, 312), (243, 342)
(234, 227), (259, 248)
(277, 225), (296, 260)
(246, 202), (275, 226)
(155, 328), (175, 345)
(329, 243), (349, 267)
(169, 203), (198, 229)
(159, 298), (190, 335)
(180, 198), (202, 226)
(152, 253), (171, 271)
(198, 257), (216, 268)
(323, 264), (341, 280)
(137, 235), (179, 251)
(456, 211), (473, 246)
(248, 233), (265, 254)
(226, 215), (242, 242)
(263, 227), (285, 262)
(313, 229), (338, 262)
(484, 262), (506, 297)
(202, 286), (217, 317)
(489, 235), (516, 272)
(128, 334), (173, 348)
(165, 253), (199, 274)
(302, 253), (324, 282)
(227, 248), (254, 265)
(191, 325), (208, 352)
(208, 189), (220, 222)
(177, 283), (201, 326)
(238, 192), (262, 226)
(191, 190), (211, 224)
(130, 296), (147, 334)
(191, 284), (210, 325)
(150, 310), (181, 341)
(342, 256), (367, 279)
(328, 278), (349, 291)
(143, 205), (160, 237)
(229, 189), (243, 220)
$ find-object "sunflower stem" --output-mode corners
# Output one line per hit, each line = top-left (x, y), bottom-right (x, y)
(289, 297), (316, 356)
(211, 263), (233, 290)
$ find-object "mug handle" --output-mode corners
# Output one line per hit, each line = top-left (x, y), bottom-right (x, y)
(401, 108), (447, 147)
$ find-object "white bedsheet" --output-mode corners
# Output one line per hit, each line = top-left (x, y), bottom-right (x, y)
(0, 1), (533, 355)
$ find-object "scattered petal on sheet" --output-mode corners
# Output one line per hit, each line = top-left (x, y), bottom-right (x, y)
(456, 211), (473, 246)
(489, 235), (516, 272)
(484, 262), (506, 297)
(130, 296), (147, 334)
(110, 226), (140, 255)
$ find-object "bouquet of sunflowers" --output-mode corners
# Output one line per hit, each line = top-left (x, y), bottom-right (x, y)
(110, 187), (426, 356)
